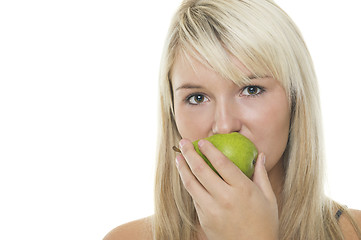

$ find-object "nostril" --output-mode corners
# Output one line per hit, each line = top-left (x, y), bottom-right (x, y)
(211, 113), (242, 135)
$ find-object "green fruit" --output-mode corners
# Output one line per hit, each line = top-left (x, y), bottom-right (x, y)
(192, 132), (258, 178)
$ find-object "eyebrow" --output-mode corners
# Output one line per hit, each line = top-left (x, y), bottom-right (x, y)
(175, 84), (204, 91)
(175, 75), (264, 91)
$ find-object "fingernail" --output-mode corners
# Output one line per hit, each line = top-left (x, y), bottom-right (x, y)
(175, 155), (182, 167)
(198, 139), (205, 148)
(179, 139), (186, 149)
(262, 154), (266, 165)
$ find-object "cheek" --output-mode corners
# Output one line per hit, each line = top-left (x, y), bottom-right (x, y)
(174, 105), (213, 141)
(251, 98), (290, 168)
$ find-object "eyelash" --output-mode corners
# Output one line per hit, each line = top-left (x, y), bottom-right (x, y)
(185, 92), (209, 105)
(185, 85), (265, 105)
(242, 85), (265, 98)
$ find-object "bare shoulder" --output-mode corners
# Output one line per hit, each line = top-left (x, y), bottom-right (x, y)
(339, 208), (361, 240)
(103, 216), (153, 240)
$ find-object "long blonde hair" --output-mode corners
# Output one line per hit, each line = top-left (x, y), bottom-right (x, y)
(153, 0), (358, 239)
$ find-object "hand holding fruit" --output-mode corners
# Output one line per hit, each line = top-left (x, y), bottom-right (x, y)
(174, 133), (279, 240)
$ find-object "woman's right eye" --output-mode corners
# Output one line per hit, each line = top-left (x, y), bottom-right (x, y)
(186, 94), (209, 105)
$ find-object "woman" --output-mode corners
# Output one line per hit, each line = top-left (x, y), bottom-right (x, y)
(105, 0), (361, 239)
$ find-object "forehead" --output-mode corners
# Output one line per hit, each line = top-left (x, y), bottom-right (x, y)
(171, 51), (257, 86)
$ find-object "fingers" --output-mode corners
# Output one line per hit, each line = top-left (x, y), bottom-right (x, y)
(176, 139), (227, 197)
(175, 153), (211, 203)
(196, 139), (250, 186)
(176, 138), (276, 206)
(252, 153), (276, 202)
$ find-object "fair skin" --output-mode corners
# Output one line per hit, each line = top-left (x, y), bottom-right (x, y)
(172, 54), (287, 239)
(103, 54), (361, 240)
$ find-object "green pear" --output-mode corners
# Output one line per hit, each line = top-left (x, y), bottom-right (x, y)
(192, 132), (258, 178)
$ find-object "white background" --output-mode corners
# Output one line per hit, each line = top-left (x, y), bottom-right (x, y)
(0, 1), (360, 239)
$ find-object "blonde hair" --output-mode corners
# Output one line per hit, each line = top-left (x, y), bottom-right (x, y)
(153, 0), (359, 239)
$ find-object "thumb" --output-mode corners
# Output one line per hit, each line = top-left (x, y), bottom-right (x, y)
(252, 153), (275, 201)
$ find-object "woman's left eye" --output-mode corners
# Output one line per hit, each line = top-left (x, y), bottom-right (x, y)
(241, 86), (264, 97)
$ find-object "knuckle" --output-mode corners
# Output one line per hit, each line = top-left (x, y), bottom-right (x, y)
(180, 140), (193, 153)
(212, 156), (227, 169)
(207, 207), (220, 220)
(182, 178), (193, 191)
(242, 186), (253, 197)
(219, 193), (233, 209)
(192, 162), (205, 174)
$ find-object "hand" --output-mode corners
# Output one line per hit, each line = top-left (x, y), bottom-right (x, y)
(175, 138), (279, 240)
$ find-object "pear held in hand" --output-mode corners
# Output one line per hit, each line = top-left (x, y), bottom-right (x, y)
(193, 132), (258, 178)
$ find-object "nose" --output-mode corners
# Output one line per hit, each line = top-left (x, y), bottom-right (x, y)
(212, 101), (242, 135)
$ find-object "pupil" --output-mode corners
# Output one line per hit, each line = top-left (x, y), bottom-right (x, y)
(196, 95), (203, 102)
(248, 87), (256, 94)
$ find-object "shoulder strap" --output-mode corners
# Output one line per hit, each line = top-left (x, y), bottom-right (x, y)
(337, 207), (361, 239)
(335, 209), (343, 221)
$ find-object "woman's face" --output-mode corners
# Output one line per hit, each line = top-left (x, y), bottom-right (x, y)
(172, 54), (291, 172)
